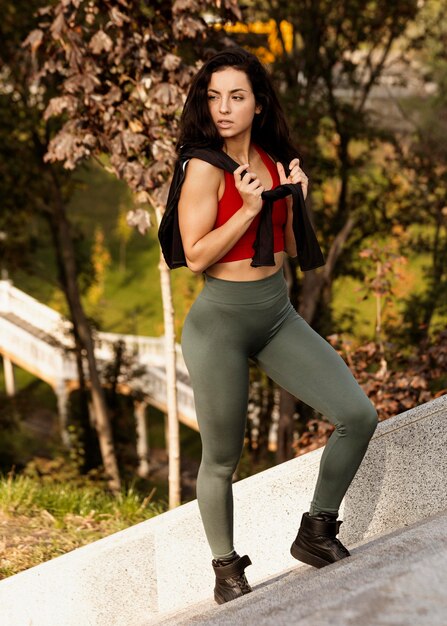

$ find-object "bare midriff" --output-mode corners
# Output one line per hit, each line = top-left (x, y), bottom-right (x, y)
(204, 251), (284, 281)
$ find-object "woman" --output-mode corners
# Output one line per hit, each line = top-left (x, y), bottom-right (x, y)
(166, 48), (378, 605)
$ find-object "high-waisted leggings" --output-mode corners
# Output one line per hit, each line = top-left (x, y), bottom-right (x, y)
(181, 267), (378, 558)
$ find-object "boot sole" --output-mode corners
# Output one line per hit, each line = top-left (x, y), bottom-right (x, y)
(290, 541), (330, 569)
(214, 590), (252, 605)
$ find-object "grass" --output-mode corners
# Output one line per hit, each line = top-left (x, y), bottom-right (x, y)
(0, 469), (165, 579)
(0, 355), (202, 581)
(0, 390), (203, 579)
(0, 471), (162, 524)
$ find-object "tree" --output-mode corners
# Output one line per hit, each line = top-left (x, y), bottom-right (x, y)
(388, 0), (447, 341)
(241, 0), (420, 326)
(0, 0), (119, 490)
(358, 232), (408, 377)
(23, 0), (242, 508)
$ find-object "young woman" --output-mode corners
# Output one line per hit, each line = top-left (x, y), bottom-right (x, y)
(169, 48), (378, 605)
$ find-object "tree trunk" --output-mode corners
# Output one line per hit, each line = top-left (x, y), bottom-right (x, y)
(71, 326), (102, 472)
(299, 216), (356, 324)
(422, 204), (446, 337)
(154, 204), (181, 510)
(48, 174), (121, 494)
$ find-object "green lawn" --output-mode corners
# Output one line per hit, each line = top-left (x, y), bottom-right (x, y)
(0, 470), (165, 579)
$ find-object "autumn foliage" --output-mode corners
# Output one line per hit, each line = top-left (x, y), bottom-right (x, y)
(23, 0), (241, 203)
(7, 0), (446, 472)
(293, 330), (447, 456)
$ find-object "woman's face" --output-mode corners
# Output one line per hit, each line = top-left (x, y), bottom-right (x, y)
(207, 67), (261, 138)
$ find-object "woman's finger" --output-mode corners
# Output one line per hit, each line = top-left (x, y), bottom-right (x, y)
(276, 161), (290, 184)
(233, 163), (250, 177)
(289, 162), (308, 185)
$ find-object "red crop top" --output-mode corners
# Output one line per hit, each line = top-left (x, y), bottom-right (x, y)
(212, 144), (288, 263)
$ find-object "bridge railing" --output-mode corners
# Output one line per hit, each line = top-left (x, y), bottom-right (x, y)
(96, 332), (188, 373)
(0, 280), (194, 419)
(0, 317), (78, 384)
(130, 366), (196, 422)
(1, 315), (195, 417)
(0, 280), (187, 370)
(0, 280), (72, 345)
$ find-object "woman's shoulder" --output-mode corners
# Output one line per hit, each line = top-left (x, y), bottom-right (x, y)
(185, 157), (222, 173)
(183, 157), (223, 187)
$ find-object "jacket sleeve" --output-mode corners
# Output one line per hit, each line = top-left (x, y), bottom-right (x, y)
(157, 158), (188, 269)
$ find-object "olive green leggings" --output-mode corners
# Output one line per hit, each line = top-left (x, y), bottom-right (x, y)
(181, 268), (378, 558)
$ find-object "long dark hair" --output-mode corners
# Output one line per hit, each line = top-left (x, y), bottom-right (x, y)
(177, 47), (300, 166)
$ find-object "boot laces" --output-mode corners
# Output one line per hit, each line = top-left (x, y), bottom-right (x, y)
(233, 572), (251, 594)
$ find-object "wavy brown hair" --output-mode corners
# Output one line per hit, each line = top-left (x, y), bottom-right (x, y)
(176, 47), (301, 167)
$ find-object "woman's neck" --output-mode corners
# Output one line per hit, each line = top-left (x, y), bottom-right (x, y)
(223, 136), (254, 165)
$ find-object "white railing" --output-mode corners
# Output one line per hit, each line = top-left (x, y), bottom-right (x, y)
(0, 317), (78, 383)
(96, 332), (188, 373)
(0, 280), (187, 371)
(130, 366), (196, 421)
(0, 280), (195, 424)
(0, 280), (72, 346)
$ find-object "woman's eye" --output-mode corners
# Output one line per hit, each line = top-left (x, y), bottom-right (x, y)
(207, 95), (244, 101)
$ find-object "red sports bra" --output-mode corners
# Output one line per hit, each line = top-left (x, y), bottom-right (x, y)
(213, 144), (287, 263)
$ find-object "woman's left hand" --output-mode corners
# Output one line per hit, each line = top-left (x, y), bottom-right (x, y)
(276, 158), (308, 200)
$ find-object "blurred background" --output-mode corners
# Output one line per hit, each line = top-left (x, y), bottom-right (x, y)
(0, 0), (446, 578)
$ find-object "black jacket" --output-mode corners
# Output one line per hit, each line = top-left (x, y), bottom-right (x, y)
(158, 147), (325, 271)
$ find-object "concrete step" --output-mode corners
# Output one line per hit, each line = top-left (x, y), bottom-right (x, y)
(153, 508), (447, 626)
(0, 394), (446, 625)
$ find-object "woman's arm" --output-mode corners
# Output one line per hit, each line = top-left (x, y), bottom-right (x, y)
(178, 158), (264, 273)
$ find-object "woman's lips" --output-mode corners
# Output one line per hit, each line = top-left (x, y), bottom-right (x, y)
(217, 120), (234, 128)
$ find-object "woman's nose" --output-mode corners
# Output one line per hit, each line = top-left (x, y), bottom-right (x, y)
(219, 97), (231, 114)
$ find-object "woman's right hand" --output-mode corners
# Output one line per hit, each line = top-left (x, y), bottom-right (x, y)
(234, 163), (264, 217)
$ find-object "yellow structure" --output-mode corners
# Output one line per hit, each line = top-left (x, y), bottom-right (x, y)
(215, 19), (293, 63)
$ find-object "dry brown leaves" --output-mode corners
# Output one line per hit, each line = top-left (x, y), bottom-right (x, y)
(22, 0), (241, 204)
(293, 330), (447, 457)
(0, 509), (113, 579)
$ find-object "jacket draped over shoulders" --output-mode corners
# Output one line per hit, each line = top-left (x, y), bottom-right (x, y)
(158, 147), (325, 271)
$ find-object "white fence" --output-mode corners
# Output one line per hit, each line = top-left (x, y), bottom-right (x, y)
(0, 280), (72, 345)
(0, 316), (77, 384)
(0, 280), (195, 423)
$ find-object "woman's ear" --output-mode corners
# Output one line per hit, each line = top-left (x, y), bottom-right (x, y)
(255, 104), (262, 114)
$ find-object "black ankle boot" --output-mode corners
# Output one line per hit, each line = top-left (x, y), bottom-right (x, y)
(290, 512), (351, 568)
(211, 553), (253, 604)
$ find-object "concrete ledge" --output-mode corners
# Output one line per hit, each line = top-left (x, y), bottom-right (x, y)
(0, 395), (446, 625)
(158, 508), (447, 626)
